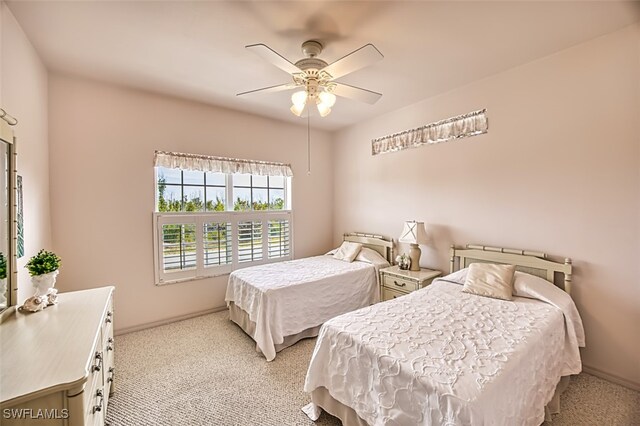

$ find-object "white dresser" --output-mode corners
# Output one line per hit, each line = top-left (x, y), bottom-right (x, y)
(0, 287), (115, 426)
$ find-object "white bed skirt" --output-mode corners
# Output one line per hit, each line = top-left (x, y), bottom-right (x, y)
(228, 302), (322, 356)
(304, 376), (572, 426)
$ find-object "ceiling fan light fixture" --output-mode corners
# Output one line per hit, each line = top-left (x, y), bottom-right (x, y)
(318, 91), (336, 108)
(291, 90), (308, 107)
(316, 102), (331, 117)
(290, 103), (306, 117)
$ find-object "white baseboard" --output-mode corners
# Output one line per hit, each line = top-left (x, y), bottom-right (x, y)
(115, 306), (228, 336)
(583, 364), (640, 392)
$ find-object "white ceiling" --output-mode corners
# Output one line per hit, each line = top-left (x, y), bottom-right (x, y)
(6, 1), (640, 131)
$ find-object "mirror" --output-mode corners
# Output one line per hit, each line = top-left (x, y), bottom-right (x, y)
(0, 119), (16, 313)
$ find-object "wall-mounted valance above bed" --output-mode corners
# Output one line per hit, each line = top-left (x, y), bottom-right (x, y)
(154, 150), (293, 177)
(371, 109), (488, 156)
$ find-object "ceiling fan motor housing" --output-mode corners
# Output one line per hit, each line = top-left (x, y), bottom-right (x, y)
(301, 40), (323, 57)
(295, 57), (328, 72)
(295, 40), (328, 72)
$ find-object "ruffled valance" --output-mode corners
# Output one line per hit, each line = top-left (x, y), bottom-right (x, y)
(154, 151), (293, 177)
(371, 109), (488, 156)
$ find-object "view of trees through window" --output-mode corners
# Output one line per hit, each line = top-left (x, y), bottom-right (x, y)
(156, 167), (286, 212)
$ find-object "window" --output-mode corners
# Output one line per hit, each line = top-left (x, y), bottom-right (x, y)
(153, 152), (293, 285)
(157, 169), (226, 212)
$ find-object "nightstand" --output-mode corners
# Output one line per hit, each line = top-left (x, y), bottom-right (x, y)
(380, 266), (441, 301)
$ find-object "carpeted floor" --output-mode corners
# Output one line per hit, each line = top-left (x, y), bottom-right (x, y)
(106, 311), (640, 426)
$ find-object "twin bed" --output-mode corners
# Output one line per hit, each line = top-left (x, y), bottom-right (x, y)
(225, 232), (393, 361)
(226, 239), (585, 425)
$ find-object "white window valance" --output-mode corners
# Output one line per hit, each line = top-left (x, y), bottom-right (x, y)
(371, 109), (488, 156)
(154, 151), (293, 177)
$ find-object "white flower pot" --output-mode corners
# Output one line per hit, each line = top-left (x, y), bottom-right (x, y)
(31, 270), (59, 297)
(0, 278), (6, 307)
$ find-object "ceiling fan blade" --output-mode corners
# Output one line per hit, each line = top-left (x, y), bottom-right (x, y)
(237, 83), (298, 97)
(332, 82), (382, 105)
(321, 44), (383, 80)
(246, 43), (302, 75)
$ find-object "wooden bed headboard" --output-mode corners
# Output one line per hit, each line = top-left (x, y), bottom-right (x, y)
(450, 244), (573, 294)
(344, 232), (394, 263)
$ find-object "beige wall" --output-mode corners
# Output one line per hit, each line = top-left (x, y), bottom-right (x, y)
(48, 74), (334, 331)
(332, 24), (640, 387)
(0, 2), (52, 302)
(6, 0), (638, 389)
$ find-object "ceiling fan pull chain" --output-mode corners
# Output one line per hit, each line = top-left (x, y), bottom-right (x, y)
(307, 112), (311, 175)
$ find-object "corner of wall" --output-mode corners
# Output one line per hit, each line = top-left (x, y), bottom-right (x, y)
(1, 1), (52, 303)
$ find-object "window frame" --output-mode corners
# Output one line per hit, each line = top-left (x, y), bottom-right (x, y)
(153, 167), (293, 286)
(155, 168), (290, 213)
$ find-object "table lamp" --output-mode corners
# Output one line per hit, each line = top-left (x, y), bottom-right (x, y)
(399, 221), (427, 271)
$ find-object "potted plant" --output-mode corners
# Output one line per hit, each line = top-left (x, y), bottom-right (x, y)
(25, 250), (62, 297)
(0, 253), (6, 307)
(0, 252), (6, 281)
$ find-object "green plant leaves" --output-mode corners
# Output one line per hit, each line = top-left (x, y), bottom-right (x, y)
(25, 249), (61, 276)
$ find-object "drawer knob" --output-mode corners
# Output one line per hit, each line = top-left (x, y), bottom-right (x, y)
(92, 352), (103, 372)
(393, 280), (406, 287)
(93, 389), (105, 413)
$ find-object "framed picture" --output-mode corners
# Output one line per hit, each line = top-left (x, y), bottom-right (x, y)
(17, 175), (23, 258)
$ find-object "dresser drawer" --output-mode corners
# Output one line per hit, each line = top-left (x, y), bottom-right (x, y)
(382, 286), (411, 302)
(83, 349), (104, 414)
(104, 338), (115, 401)
(102, 298), (114, 346)
(382, 274), (419, 292)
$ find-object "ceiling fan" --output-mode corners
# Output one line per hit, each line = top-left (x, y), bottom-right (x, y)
(237, 40), (383, 118)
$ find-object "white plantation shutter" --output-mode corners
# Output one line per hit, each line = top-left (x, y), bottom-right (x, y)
(162, 223), (197, 271)
(154, 211), (292, 284)
(268, 219), (290, 259)
(157, 215), (198, 282)
(203, 222), (233, 268)
(237, 221), (263, 263)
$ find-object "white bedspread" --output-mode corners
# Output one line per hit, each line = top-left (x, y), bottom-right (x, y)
(304, 279), (584, 426)
(225, 255), (380, 361)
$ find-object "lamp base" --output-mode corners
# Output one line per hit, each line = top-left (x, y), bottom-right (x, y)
(408, 244), (421, 271)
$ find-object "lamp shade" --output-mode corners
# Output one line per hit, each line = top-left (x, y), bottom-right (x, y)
(290, 103), (305, 117)
(316, 102), (331, 117)
(291, 90), (308, 107)
(399, 221), (427, 245)
(318, 91), (336, 108)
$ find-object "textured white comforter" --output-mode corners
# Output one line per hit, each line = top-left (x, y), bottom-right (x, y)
(304, 278), (584, 426)
(225, 255), (380, 361)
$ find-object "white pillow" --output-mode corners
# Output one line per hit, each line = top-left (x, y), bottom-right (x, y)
(332, 241), (363, 262)
(355, 247), (390, 268)
(462, 263), (516, 301)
